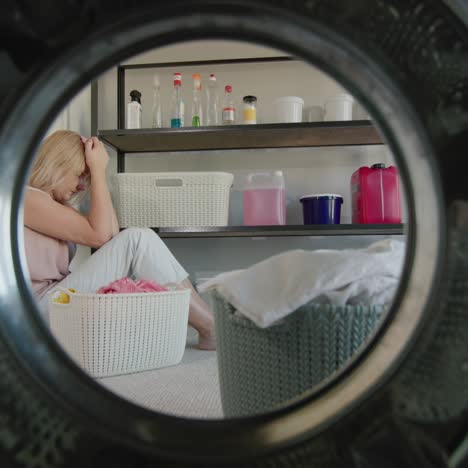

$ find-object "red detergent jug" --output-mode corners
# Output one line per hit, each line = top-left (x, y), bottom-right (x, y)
(351, 163), (402, 224)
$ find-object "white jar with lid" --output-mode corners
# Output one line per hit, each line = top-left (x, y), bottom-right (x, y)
(273, 96), (304, 123)
(243, 95), (257, 124)
(324, 93), (354, 121)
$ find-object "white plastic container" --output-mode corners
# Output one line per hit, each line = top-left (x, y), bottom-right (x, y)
(49, 288), (191, 378)
(307, 105), (325, 122)
(324, 93), (354, 121)
(113, 172), (234, 227)
(274, 96), (304, 123)
(243, 171), (286, 225)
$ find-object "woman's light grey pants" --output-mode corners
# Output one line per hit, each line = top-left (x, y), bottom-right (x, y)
(39, 228), (188, 321)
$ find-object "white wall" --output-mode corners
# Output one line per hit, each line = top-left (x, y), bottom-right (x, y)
(97, 40), (405, 280)
(47, 86), (91, 137)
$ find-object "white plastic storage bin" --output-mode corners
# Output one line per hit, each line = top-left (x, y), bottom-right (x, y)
(49, 289), (191, 378)
(113, 172), (234, 227)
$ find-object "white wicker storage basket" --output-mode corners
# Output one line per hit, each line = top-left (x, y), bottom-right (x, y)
(113, 172), (234, 227)
(49, 288), (191, 378)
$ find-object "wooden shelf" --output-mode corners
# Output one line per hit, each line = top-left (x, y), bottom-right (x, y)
(99, 121), (383, 153)
(150, 224), (405, 238)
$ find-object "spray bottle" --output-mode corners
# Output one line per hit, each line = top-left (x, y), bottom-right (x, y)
(126, 90), (142, 129)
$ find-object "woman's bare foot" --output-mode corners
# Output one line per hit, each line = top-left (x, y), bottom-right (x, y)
(181, 278), (217, 351)
(198, 332), (216, 351)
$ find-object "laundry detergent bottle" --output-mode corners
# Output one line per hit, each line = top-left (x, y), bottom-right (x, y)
(243, 171), (286, 225)
(351, 163), (402, 224)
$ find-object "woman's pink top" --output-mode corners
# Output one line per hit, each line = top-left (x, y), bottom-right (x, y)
(24, 186), (76, 299)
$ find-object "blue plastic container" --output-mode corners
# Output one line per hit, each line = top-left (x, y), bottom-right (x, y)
(300, 193), (343, 224)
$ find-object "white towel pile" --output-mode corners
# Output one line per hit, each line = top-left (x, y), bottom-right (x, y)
(199, 239), (406, 328)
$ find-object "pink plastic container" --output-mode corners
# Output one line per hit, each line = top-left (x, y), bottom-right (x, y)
(243, 171), (286, 226)
(351, 163), (402, 224)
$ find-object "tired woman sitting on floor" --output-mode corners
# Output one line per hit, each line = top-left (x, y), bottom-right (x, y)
(23, 130), (215, 350)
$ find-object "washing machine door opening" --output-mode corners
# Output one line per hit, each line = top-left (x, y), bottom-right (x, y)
(0, 2), (466, 466)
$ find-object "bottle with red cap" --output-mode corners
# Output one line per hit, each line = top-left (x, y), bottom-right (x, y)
(170, 72), (184, 128)
(222, 85), (236, 125)
(206, 73), (219, 125)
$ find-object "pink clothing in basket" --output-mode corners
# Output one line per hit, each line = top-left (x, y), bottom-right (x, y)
(24, 187), (76, 299)
(97, 277), (169, 294)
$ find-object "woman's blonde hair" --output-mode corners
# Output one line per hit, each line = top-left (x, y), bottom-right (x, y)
(29, 130), (88, 203)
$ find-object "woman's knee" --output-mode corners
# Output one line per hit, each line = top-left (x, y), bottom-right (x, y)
(117, 227), (161, 246)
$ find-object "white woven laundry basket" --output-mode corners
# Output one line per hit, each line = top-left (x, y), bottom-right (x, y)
(113, 172), (233, 227)
(49, 288), (190, 378)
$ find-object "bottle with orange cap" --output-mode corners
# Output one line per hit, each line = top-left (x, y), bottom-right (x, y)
(191, 73), (203, 127)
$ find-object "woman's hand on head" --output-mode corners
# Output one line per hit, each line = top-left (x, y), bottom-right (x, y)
(81, 136), (109, 175)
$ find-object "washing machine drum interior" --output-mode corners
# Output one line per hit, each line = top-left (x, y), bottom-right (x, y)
(0, 1), (467, 467)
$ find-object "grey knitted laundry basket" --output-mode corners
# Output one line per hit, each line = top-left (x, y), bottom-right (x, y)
(212, 291), (386, 418)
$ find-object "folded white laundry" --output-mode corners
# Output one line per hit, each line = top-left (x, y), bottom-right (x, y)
(199, 239), (406, 328)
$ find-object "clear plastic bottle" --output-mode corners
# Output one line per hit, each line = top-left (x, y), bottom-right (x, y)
(151, 74), (163, 128)
(170, 72), (184, 128)
(126, 90), (142, 129)
(191, 73), (203, 127)
(222, 85), (236, 125)
(206, 73), (219, 125)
